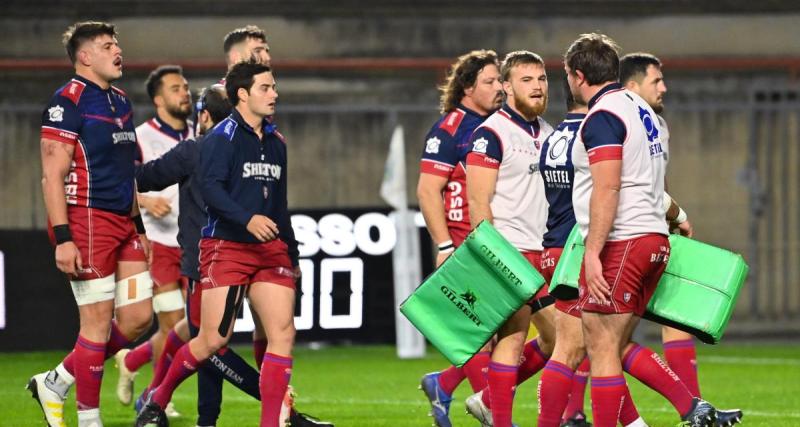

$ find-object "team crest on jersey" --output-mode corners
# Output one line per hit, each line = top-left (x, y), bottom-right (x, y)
(114, 117), (124, 129)
(48, 105), (65, 122)
(623, 292), (631, 303)
(425, 136), (441, 154)
(472, 137), (488, 154)
(638, 106), (659, 142)
(545, 129), (573, 168)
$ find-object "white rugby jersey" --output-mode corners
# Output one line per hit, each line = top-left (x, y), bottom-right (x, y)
(136, 117), (194, 247)
(571, 83), (668, 242)
(466, 104), (553, 251)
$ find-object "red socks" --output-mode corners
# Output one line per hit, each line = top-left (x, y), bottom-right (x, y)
(124, 341), (153, 372)
(623, 343), (693, 416)
(152, 344), (199, 407)
(619, 386), (641, 425)
(260, 353), (292, 427)
(64, 321), (130, 376)
(517, 338), (549, 384)
(254, 338), (267, 368)
(147, 329), (186, 394)
(488, 361), (517, 427)
(537, 360), (574, 427)
(590, 375), (627, 427)
(73, 335), (106, 410)
(463, 351), (490, 392)
(664, 339), (700, 397)
(437, 365), (466, 395)
(564, 357), (590, 418)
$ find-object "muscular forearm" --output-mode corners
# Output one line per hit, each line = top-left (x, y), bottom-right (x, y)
(41, 172), (69, 227)
(418, 188), (451, 244)
(468, 199), (493, 229)
(585, 186), (618, 256)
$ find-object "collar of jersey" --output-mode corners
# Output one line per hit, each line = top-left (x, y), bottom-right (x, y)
(231, 108), (278, 137)
(457, 103), (487, 119)
(564, 112), (587, 121)
(588, 82), (623, 109)
(73, 74), (111, 93)
(151, 115), (190, 141)
(501, 103), (540, 136)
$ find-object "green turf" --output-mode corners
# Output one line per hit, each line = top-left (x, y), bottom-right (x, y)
(2, 343), (798, 426)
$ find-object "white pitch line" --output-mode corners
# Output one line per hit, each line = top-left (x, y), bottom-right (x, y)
(216, 395), (800, 418)
(699, 355), (800, 366)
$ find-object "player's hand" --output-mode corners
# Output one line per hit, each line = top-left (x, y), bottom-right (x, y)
(247, 215), (279, 242)
(435, 251), (452, 267)
(674, 219), (694, 238)
(145, 196), (172, 218)
(55, 241), (82, 276)
(138, 233), (152, 265)
(584, 251), (611, 305)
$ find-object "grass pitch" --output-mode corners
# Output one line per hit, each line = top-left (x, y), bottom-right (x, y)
(2, 343), (798, 426)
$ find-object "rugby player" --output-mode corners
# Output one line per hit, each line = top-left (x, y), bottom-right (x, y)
(29, 21), (154, 427)
(416, 49), (503, 427)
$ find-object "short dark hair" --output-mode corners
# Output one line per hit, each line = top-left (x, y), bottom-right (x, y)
(197, 85), (232, 125)
(620, 52), (662, 85)
(564, 33), (620, 86)
(438, 50), (499, 114)
(145, 65), (184, 101)
(62, 21), (117, 65)
(500, 50), (545, 82)
(224, 60), (272, 106)
(223, 25), (266, 53)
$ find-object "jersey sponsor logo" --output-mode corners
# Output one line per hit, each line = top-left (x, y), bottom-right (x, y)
(528, 163), (539, 174)
(472, 137), (488, 154)
(543, 169), (571, 185)
(242, 162), (282, 180)
(638, 106), (660, 142)
(48, 105), (65, 123)
(545, 129), (574, 168)
(112, 131), (136, 144)
(425, 136), (441, 154)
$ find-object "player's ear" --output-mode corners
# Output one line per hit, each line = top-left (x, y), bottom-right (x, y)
(237, 87), (249, 103)
(77, 48), (91, 67)
(502, 80), (513, 97)
(464, 84), (475, 97)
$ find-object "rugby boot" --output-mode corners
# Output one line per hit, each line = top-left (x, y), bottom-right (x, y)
(420, 372), (453, 427)
(679, 397), (716, 427)
(715, 408), (743, 427)
(114, 349), (137, 406)
(561, 410), (593, 427)
(27, 371), (68, 427)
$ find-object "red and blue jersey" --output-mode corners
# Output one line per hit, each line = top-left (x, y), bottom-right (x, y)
(419, 104), (488, 234)
(41, 75), (139, 215)
(199, 108), (298, 265)
(539, 113), (585, 248)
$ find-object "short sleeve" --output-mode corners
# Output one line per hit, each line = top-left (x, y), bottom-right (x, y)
(581, 110), (627, 165)
(465, 127), (503, 169)
(41, 95), (81, 145)
(419, 128), (458, 177)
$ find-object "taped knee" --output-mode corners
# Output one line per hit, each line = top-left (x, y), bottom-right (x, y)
(153, 288), (185, 313)
(115, 271), (154, 307)
(70, 275), (116, 306)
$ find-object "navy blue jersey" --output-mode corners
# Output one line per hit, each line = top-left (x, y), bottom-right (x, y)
(539, 113), (585, 248)
(199, 109), (297, 258)
(41, 75), (138, 215)
(419, 104), (488, 232)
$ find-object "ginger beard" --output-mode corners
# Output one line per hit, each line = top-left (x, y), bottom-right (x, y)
(513, 87), (548, 118)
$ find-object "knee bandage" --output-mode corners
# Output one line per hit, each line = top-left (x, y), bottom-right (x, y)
(70, 275), (116, 306)
(153, 288), (185, 313)
(115, 271), (154, 307)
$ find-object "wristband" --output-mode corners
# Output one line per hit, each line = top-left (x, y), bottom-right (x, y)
(53, 224), (73, 245)
(675, 208), (688, 224)
(132, 215), (146, 234)
(437, 239), (454, 253)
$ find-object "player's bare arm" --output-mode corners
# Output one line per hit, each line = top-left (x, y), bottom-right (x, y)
(417, 173), (453, 265)
(584, 158), (621, 304)
(663, 191), (693, 238)
(466, 165), (498, 229)
(246, 214), (279, 242)
(40, 137), (82, 276)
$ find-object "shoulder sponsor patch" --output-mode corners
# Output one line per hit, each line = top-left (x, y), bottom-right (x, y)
(47, 105), (65, 123)
(472, 137), (488, 154)
(425, 136), (441, 154)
